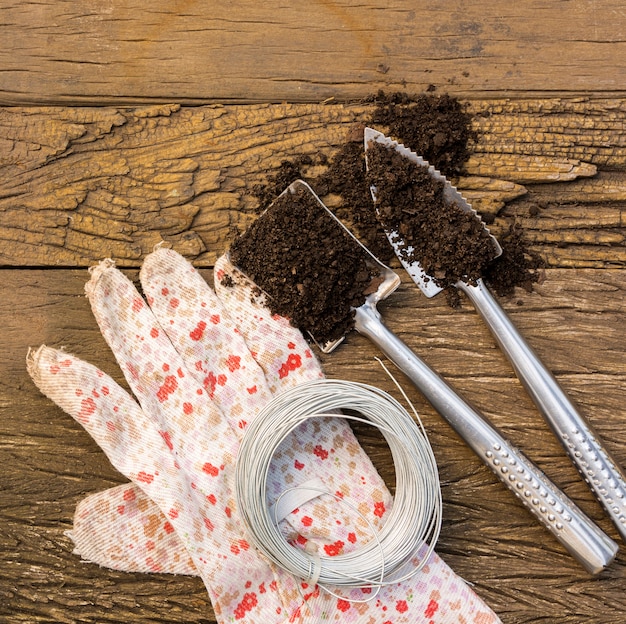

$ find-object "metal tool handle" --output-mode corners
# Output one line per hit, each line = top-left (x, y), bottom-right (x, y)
(354, 303), (618, 574)
(459, 278), (626, 542)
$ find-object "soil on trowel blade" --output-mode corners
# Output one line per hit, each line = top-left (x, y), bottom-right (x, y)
(230, 185), (375, 346)
(365, 140), (497, 289)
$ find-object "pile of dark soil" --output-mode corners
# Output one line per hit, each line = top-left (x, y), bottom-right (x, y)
(365, 140), (497, 288)
(366, 90), (475, 178)
(230, 184), (375, 345)
(242, 90), (543, 326)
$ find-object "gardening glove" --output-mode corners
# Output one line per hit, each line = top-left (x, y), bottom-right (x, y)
(28, 247), (500, 623)
(68, 249), (384, 573)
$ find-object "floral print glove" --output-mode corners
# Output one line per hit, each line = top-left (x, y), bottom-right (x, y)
(28, 248), (500, 623)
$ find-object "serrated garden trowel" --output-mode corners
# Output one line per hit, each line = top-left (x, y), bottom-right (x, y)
(364, 126), (626, 543)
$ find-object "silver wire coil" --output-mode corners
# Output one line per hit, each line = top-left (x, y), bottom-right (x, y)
(235, 378), (442, 591)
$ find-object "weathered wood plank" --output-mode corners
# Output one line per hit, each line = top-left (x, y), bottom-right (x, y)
(468, 99), (626, 168)
(2, 267), (626, 622)
(2, 3), (626, 623)
(1, 1), (626, 104)
(2, 99), (625, 269)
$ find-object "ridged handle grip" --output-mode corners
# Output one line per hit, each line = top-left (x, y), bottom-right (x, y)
(481, 432), (617, 574)
(354, 303), (618, 574)
(460, 279), (626, 542)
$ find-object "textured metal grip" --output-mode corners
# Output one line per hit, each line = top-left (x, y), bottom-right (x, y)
(482, 436), (617, 574)
(460, 279), (626, 542)
(354, 303), (618, 574)
(559, 420), (626, 528)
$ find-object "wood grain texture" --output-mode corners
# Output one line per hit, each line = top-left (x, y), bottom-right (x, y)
(2, 1), (626, 104)
(2, 266), (626, 623)
(2, 98), (626, 269)
(0, 13), (626, 614)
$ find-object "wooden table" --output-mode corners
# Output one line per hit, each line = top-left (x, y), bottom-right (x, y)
(2, 2), (626, 622)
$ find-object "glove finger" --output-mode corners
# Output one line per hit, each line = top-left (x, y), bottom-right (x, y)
(87, 259), (241, 471)
(214, 254), (323, 393)
(27, 347), (216, 569)
(139, 247), (272, 433)
(71, 484), (196, 575)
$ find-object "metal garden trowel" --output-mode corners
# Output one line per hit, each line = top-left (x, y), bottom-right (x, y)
(364, 126), (626, 544)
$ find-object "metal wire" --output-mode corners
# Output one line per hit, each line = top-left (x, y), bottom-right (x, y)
(235, 378), (442, 593)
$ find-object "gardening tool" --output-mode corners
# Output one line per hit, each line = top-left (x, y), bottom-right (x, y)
(233, 178), (617, 574)
(364, 126), (626, 544)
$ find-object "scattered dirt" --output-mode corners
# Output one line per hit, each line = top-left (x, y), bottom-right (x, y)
(243, 90), (544, 318)
(485, 224), (545, 297)
(220, 273), (235, 288)
(230, 184), (375, 345)
(365, 140), (497, 288)
(316, 132), (394, 264)
(250, 155), (315, 212)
